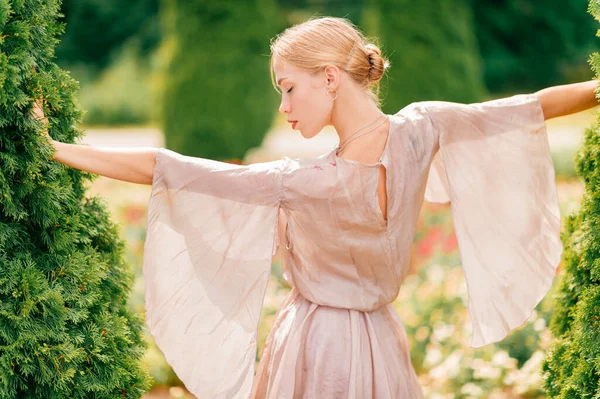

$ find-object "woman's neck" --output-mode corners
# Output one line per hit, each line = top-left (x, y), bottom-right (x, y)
(331, 94), (385, 144)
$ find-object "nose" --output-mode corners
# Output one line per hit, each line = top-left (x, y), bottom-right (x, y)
(279, 100), (290, 114)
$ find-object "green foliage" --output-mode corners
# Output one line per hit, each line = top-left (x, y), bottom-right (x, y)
(473, 0), (597, 93)
(51, 0), (162, 126)
(364, 0), (487, 112)
(76, 38), (160, 126)
(161, 0), (285, 160)
(542, 123), (600, 397)
(277, 0), (368, 40)
(0, 0), (152, 397)
(541, 2), (600, 389)
(55, 0), (161, 71)
(552, 145), (580, 180)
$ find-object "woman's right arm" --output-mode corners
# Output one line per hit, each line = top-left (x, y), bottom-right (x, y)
(50, 141), (158, 185)
(33, 99), (158, 185)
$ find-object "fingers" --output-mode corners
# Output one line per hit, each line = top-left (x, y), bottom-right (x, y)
(30, 68), (51, 140)
(31, 99), (51, 140)
(32, 99), (48, 124)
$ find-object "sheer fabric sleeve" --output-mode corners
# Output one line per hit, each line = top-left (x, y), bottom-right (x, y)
(422, 93), (563, 348)
(143, 148), (284, 398)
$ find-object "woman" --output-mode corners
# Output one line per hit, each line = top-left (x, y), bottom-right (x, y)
(34, 16), (599, 399)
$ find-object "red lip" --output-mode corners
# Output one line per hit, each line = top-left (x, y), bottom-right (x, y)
(288, 120), (298, 129)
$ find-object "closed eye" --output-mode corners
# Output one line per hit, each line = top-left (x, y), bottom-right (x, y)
(287, 87), (293, 93)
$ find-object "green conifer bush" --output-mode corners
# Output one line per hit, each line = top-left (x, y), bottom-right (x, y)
(541, 1), (600, 395)
(161, 0), (284, 160)
(0, 1), (151, 397)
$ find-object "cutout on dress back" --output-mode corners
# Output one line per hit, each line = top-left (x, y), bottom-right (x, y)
(377, 163), (388, 223)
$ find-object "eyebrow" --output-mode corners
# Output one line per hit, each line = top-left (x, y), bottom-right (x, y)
(277, 77), (289, 86)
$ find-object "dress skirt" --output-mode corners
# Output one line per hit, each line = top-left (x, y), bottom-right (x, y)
(251, 288), (425, 399)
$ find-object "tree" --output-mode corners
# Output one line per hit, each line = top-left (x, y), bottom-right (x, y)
(541, 2), (600, 395)
(55, 0), (161, 72)
(160, 0), (284, 160)
(473, 0), (597, 94)
(0, 0), (151, 396)
(364, 0), (487, 112)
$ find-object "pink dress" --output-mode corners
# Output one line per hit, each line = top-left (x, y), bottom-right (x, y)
(142, 93), (562, 398)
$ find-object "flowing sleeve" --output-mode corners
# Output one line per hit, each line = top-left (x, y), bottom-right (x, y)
(421, 93), (563, 348)
(143, 148), (284, 398)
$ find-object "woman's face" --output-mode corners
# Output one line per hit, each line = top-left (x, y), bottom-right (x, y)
(273, 58), (335, 139)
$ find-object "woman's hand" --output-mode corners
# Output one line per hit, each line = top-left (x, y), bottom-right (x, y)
(32, 98), (51, 140)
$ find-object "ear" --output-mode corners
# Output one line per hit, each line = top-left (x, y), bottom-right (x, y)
(323, 65), (340, 90)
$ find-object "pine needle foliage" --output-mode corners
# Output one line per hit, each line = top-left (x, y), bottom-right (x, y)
(541, 2), (600, 396)
(0, 1), (152, 397)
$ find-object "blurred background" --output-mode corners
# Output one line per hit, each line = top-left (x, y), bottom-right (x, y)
(55, 0), (598, 397)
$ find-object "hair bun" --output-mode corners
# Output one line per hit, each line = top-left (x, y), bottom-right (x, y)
(364, 43), (389, 84)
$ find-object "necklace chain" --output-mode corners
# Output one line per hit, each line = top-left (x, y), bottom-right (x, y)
(336, 113), (385, 150)
(335, 113), (388, 155)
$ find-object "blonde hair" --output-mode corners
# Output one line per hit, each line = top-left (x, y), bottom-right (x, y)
(269, 16), (391, 107)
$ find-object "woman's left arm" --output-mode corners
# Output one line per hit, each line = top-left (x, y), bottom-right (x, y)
(534, 79), (600, 120)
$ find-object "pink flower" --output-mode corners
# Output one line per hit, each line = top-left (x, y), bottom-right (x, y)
(123, 204), (145, 224)
(442, 231), (458, 253)
(417, 226), (443, 257)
